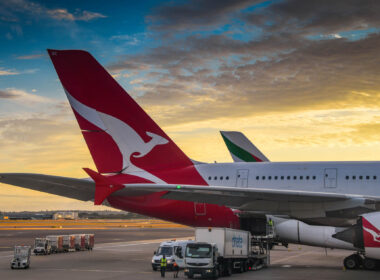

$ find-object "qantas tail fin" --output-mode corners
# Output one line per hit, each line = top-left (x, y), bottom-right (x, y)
(48, 49), (206, 185)
(220, 131), (269, 162)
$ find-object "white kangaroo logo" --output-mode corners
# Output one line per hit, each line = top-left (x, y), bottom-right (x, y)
(363, 226), (380, 243)
(65, 90), (169, 183)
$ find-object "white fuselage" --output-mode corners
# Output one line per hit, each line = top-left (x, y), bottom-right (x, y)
(195, 161), (380, 197)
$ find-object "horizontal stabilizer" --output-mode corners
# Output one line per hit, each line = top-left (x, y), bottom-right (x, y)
(83, 168), (124, 205)
(0, 173), (94, 201)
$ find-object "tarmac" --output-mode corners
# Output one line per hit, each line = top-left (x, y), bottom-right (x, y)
(0, 227), (379, 280)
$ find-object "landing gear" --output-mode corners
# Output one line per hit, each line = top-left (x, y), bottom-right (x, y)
(363, 258), (379, 270)
(344, 254), (361, 270)
(344, 253), (380, 270)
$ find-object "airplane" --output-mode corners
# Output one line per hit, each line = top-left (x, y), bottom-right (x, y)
(1, 49), (380, 269)
(220, 131), (269, 162)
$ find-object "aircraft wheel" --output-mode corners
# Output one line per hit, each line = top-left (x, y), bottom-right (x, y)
(363, 258), (378, 270)
(344, 254), (360, 270)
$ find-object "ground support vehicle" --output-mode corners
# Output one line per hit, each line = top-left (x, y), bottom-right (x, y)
(33, 238), (52, 255)
(85, 234), (95, 250)
(152, 240), (194, 271)
(11, 246), (31, 269)
(68, 235), (76, 252)
(47, 235), (64, 253)
(184, 228), (269, 279)
(62, 235), (70, 252)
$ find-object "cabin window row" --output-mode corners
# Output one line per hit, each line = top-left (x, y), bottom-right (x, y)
(345, 175), (377, 180)
(208, 176), (230, 180)
(255, 175), (316, 180)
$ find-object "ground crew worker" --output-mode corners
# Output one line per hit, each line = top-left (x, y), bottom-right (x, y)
(173, 260), (179, 278)
(160, 254), (167, 277)
(267, 218), (274, 235)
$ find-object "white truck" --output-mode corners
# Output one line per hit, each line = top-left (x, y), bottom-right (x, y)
(33, 238), (52, 255)
(184, 228), (253, 279)
(11, 246), (31, 269)
(152, 240), (194, 271)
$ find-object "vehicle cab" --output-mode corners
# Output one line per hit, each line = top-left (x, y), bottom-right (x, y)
(151, 240), (194, 271)
(11, 246), (31, 269)
(184, 242), (219, 278)
(33, 238), (51, 255)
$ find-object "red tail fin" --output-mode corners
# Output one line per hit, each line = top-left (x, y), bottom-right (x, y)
(48, 50), (206, 185)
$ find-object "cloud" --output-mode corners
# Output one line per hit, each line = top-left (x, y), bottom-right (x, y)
(0, 68), (19, 75)
(0, 0), (107, 23)
(0, 88), (53, 103)
(16, 54), (44, 60)
(147, 0), (261, 31)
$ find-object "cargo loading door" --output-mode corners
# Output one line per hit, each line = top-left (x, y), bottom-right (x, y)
(194, 202), (206, 216)
(236, 169), (249, 187)
(324, 168), (337, 188)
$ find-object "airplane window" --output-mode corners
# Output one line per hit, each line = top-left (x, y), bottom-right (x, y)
(268, 176), (272, 180)
(352, 176), (356, 180)
(281, 176), (284, 180)
(256, 176), (259, 180)
(359, 176), (363, 180)
(274, 176), (278, 180)
(214, 176), (217, 180)
(293, 176), (297, 180)
(300, 176), (303, 180)
(312, 176), (316, 180)
(345, 176), (349, 180)
(220, 176), (223, 180)
(306, 176), (309, 180)
(208, 176), (211, 180)
(366, 176), (370, 180)
(287, 176), (290, 180)
(226, 176), (229, 180)
(262, 176), (266, 180)
(374, 176), (377, 180)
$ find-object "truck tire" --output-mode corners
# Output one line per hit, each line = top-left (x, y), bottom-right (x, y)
(152, 266), (157, 271)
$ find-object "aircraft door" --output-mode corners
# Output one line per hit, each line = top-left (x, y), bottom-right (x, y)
(236, 169), (249, 187)
(324, 168), (337, 188)
(194, 202), (206, 216)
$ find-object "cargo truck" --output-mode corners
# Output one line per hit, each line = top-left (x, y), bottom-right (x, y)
(33, 238), (51, 255)
(184, 228), (254, 279)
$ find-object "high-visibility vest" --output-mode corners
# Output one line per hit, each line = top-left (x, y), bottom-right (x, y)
(161, 258), (167, 267)
(268, 220), (273, 226)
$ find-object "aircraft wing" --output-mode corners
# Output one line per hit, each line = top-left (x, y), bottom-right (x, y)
(0, 173), (95, 201)
(116, 184), (378, 217)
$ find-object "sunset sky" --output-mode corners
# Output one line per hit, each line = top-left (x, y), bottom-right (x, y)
(1, 0), (380, 211)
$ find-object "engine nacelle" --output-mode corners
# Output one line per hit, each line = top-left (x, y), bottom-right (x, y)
(362, 212), (380, 259)
(272, 216), (355, 250)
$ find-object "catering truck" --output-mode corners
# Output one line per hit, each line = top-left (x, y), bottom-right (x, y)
(184, 228), (253, 279)
(152, 240), (194, 271)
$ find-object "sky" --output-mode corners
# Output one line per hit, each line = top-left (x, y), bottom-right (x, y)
(1, 0), (380, 211)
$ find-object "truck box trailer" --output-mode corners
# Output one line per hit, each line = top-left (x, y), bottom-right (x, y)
(185, 228), (253, 278)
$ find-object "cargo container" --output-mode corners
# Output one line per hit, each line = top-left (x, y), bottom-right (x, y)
(85, 234), (94, 250)
(62, 235), (70, 252)
(46, 235), (64, 253)
(69, 235), (76, 252)
(75, 234), (85, 251)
